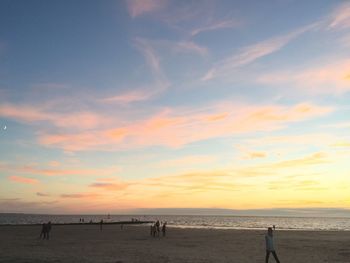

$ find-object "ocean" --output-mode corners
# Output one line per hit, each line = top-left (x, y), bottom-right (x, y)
(1, 214), (349, 231)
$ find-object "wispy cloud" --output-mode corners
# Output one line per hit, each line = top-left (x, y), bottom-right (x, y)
(126, 0), (167, 18)
(157, 155), (217, 168)
(8, 175), (39, 185)
(38, 102), (332, 151)
(328, 2), (350, 30)
(89, 178), (130, 191)
(0, 103), (109, 130)
(36, 192), (50, 197)
(245, 151), (267, 159)
(101, 89), (155, 104)
(173, 41), (208, 56)
(258, 59), (350, 94)
(202, 23), (318, 81)
(2, 163), (120, 177)
(60, 193), (100, 199)
(191, 18), (240, 36)
(134, 38), (170, 94)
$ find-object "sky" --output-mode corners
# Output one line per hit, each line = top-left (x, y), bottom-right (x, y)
(0, 0), (349, 215)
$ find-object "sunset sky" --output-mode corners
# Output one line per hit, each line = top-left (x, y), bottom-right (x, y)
(0, 0), (349, 214)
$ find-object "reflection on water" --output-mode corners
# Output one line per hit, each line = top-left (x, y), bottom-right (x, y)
(1, 214), (349, 231)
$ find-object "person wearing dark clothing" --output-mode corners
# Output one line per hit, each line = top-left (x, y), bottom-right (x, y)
(265, 227), (280, 263)
(46, 221), (52, 240)
(155, 220), (160, 236)
(39, 223), (47, 239)
(162, 222), (167, 237)
(100, 219), (103, 231)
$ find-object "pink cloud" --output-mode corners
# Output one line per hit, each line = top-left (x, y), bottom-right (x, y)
(258, 59), (350, 94)
(0, 104), (49, 122)
(0, 103), (109, 129)
(8, 175), (39, 185)
(173, 41), (208, 56)
(17, 164), (120, 177)
(126, 0), (167, 18)
(328, 2), (350, 30)
(102, 89), (154, 104)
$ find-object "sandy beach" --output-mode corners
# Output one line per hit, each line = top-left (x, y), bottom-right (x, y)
(0, 224), (349, 263)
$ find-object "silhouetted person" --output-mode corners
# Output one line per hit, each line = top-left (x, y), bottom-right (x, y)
(46, 221), (52, 240)
(162, 222), (167, 237)
(100, 219), (103, 231)
(155, 220), (160, 236)
(265, 227), (280, 263)
(151, 224), (157, 237)
(39, 223), (47, 239)
(273, 225), (276, 230)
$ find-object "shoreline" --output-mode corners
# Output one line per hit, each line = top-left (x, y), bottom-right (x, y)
(1, 223), (349, 232)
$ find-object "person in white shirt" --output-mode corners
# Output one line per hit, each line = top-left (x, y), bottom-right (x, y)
(265, 227), (280, 263)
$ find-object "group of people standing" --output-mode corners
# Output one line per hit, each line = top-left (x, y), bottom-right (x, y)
(150, 220), (167, 237)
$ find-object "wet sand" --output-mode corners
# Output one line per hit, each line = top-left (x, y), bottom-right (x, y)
(0, 224), (349, 262)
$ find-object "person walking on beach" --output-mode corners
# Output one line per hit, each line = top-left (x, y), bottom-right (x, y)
(155, 220), (160, 236)
(39, 222), (47, 239)
(265, 227), (280, 263)
(100, 219), (103, 231)
(46, 221), (52, 240)
(162, 222), (167, 237)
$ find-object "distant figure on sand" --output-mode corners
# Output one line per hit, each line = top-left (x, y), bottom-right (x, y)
(155, 220), (160, 236)
(39, 222), (47, 239)
(265, 227), (280, 263)
(39, 221), (51, 240)
(273, 225), (276, 230)
(100, 219), (103, 231)
(46, 221), (52, 239)
(150, 223), (158, 237)
(162, 222), (167, 237)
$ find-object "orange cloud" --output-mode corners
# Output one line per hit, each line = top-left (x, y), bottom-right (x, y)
(60, 193), (100, 199)
(8, 175), (39, 185)
(38, 102), (332, 151)
(246, 152), (267, 159)
(89, 182), (129, 191)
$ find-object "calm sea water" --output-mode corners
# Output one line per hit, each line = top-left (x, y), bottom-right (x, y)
(1, 214), (349, 231)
